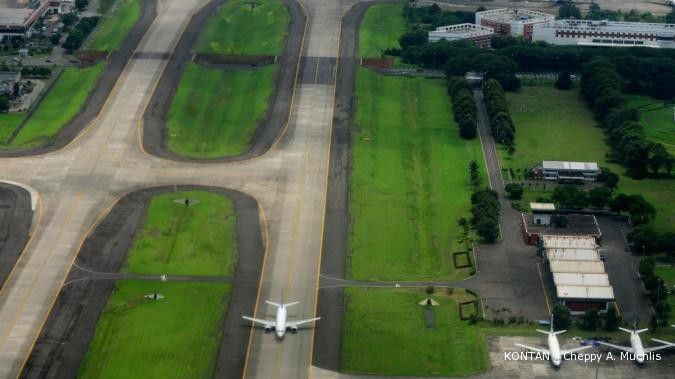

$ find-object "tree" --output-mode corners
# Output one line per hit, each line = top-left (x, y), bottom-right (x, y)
(588, 186), (612, 209)
(75, 0), (89, 11)
(504, 183), (523, 200)
(629, 225), (659, 255)
(626, 194), (656, 225)
(603, 307), (619, 331)
(551, 185), (587, 209)
(609, 193), (631, 214)
(648, 143), (673, 176)
(398, 29), (428, 50)
(554, 72), (573, 90)
(559, 3), (581, 19)
(49, 32), (61, 45)
(61, 13), (78, 29)
(598, 166), (619, 190)
(581, 309), (600, 331)
(476, 217), (499, 243)
(639, 257), (655, 278)
(552, 304), (571, 330)
(469, 160), (480, 187)
(0, 96), (8, 113)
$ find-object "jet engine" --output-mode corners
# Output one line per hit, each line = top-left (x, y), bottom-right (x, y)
(288, 326), (298, 334)
(264, 325), (274, 333)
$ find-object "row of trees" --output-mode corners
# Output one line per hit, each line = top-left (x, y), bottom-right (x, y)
(403, 3), (475, 29)
(62, 16), (99, 52)
(470, 188), (500, 243)
(627, 225), (675, 257)
(447, 77), (477, 139)
(483, 79), (515, 151)
(638, 258), (671, 325)
(20, 66), (51, 78)
(581, 59), (674, 178)
(552, 304), (620, 332)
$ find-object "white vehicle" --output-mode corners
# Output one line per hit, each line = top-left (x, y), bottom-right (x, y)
(596, 318), (674, 364)
(243, 300), (320, 339)
(516, 316), (592, 367)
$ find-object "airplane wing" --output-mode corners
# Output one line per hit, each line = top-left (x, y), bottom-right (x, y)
(515, 343), (549, 354)
(644, 339), (675, 353)
(596, 340), (633, 353)
(286, 317), (321, 328)
(562, 345), (593, 355)
(242, 316), (276, 328)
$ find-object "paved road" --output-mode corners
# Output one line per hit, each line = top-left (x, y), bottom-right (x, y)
(0, 0), (348, 378)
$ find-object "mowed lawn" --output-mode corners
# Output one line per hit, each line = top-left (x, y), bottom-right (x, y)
(0, 113), (25, 143)
(626, 95), (675, 155)
(501, 87), (675, 231)
(654, 266), (675, 324)
(123, 191), (237, 276)
(78, 281), (231, 379)
(358, 3), (406, 57)
(349, 68), (485, 281)
(341, 288), (488, 376)
(84, 0), (141, 52)
(167, 64), (276, 158)
(7, 63), (105, 148)
(197, 0), (289, 55)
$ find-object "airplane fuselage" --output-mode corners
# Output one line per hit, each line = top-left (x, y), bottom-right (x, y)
(275, 305), (287, 339)
(548, 334), (562, 367)
(630, 332), (646, 364)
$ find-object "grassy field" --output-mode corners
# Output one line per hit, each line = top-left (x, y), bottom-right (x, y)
(625, 95), (675, 155)
(124, 191), (237, 276)
(84, 0), (141, 52)
(500, 86), (675, 232)
(6, 63), (105, 148)
(358, 3), (406, 57)
(197, 0), (290, 55)
(341, 288), (489, 376)
(167, 64), (276, 158)
(349, 68), (485, 281)
(654, 266), (675, 324)
(78, 281), (231, 379)
(0, 113), (25, 143)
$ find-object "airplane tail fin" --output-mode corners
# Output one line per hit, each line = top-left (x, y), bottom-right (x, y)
(284, 301), (300, 308)
(265, 300), (282, 308)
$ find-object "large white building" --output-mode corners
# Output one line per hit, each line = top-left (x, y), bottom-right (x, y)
(428, 23), (494, 47)
(533, 19), (675, 49)
(539, 161), (600, 182)
(475, 8), (554, 40)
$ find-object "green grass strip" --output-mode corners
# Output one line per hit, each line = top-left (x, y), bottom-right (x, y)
(78, 281), (231, 379)
(358, 3), (406, 57)
(197, 0), (290, 55)
(85, 0), (141, 52)
(349, 68), (485, 281)
(8, 63), (105, 148)
(123, 191), (237, 276)
(0, 113), (25, 143)
(167, 64), (276, 158)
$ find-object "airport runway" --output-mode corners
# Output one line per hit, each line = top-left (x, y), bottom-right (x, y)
(0, 0), (350, 377)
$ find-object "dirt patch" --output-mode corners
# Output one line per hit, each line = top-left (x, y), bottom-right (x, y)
(141, 0), (306, 162)
(361, 57), (394, 69)
(20, 186), (264, 379)
(75, 51), (110, 65)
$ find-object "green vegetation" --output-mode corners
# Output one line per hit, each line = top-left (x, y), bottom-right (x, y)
(197, 0), (290, 55)
(349, 68), (485, 281)
(124, 191), (237, 276)
(500, 86), (674, 231)
(167, 64), (276, 158)
(0, 113), (24, 142)
(358, 3), (406, 57)
(341, 288), (488, 376)
(84, 0), (141, 51)
(654, 266), (675, 324)
(8, 63), (105, 148)
(78, 281), (231, 379)
(626, 95), (675, 155)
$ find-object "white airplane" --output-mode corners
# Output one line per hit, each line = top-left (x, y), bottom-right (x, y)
(596, 318), (675, 364)
(516, 316), (592, 367)
(243, 300), (320, 339)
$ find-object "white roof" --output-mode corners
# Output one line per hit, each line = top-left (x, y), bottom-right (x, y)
(530, 202), (555, 211)
(553, 272), (610, 287)
(556, 285), (615, 300)
(549, 260), (606, 274)
(546, 249), (600, 261)
(542, 235), (597, 249)
(538, 19), (675, 37)
(542, 161), (599, 171)
(431, 23), (494, 38)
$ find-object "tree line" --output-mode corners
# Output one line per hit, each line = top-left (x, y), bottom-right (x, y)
(63, 16), (99, 53)
(638, 257), (671, 327)
(581, 59), (674, 179)
(483, 79), (515, 151)
(447, 77), (477, 139)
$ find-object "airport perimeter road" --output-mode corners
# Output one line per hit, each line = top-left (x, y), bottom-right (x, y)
(0, 0), (349, 378)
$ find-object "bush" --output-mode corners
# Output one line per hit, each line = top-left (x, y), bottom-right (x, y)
(581, 309), (600, 331)
(638, 257), (655, 278)
(448, 77), (477, 139)
(554, 72), (573, 90)
(471, 188), (500, 243)
(504, 183), (523, 200)
(552, 304), (571, 330)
